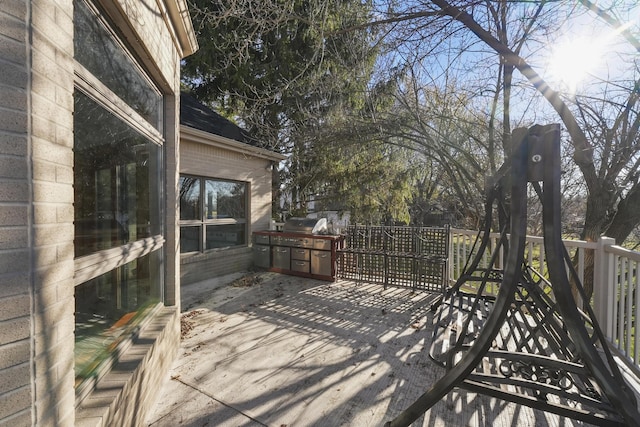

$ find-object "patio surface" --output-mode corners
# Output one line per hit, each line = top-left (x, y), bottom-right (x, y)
(146, 272), (594, 427)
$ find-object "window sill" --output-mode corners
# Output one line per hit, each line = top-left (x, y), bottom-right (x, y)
(75, 306), (179, 427)
(180, 245), (250, 261)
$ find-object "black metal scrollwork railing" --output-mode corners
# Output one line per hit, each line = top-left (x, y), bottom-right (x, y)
(386, 124), (640, 427)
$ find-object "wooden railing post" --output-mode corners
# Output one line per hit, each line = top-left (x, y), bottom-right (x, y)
(593, 236), (616, 340)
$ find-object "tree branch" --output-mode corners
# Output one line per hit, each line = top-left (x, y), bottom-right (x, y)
(429, 0), (599, 190)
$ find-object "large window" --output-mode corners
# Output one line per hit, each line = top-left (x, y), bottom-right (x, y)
(73, 0), (164, 397)
(74, 92), (161, 257)
(179, 176), (248, 252)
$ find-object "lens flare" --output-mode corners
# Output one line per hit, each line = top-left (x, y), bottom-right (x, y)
(547, 36), (604, 93)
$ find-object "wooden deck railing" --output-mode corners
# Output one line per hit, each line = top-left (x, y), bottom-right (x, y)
(449, 228), (640, 370)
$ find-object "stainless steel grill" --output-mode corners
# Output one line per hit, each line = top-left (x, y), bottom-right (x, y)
(282, 217), (328, 235)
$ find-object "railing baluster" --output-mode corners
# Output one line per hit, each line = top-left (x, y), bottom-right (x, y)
(624, 257), (633, 356)
(539, 241), (546, 277)
(616, 254), (624, 350)
(577, 246), (585, 284)
(608, 250), (617, 341)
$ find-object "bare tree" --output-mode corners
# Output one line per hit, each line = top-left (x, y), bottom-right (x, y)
(339, 0), (639, 298)
(184, 0), (640, 272)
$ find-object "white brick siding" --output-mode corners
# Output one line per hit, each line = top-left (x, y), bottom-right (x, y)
(179, 132), (284, 285)
(0, 0), (196, 425)
(1, 0), (36, 425)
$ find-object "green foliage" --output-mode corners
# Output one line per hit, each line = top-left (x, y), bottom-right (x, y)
(183, 0), (409, 222)
(183, 0), (378, 150)
(310, 138), (414, 224)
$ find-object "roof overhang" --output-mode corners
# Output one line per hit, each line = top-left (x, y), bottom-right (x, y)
(166, 0), (199, 57)
(181, 125), (287, 162)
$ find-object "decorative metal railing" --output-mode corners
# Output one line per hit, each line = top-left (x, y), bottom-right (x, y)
(337, 224), (449, 292)
(449, 229), (640, 370)
(387, 124), (639, 427)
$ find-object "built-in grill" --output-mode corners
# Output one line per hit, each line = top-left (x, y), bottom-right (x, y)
(282, 217), (328, 235)
(253, 217), (342, 280)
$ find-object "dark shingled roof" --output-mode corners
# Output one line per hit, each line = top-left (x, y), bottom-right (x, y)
(180, 91), (253, 144)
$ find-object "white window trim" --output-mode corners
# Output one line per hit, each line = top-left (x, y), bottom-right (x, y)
(74, 235), (165, 286)
(179, 175), (249, 253)
(75, 65), (164, 145)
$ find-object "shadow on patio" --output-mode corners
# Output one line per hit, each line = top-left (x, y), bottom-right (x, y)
(146, 272), (592, 427)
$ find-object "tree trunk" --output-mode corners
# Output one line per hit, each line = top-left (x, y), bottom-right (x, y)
(604, 184), (640, 245)
(576, 184), (614, 304)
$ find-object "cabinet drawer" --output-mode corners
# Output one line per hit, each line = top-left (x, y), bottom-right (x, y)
(313, 239), (332, 250)
(291, 248), (310, 261)
(272, 246), (290, 269)
(253, 245), (270, 268)
(290, 237), (314, 248)
(291, 260), (310, 273)
(254, 234), (270, 245)
(270, 234), (288, 246)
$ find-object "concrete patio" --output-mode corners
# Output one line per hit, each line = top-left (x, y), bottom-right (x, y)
(146, 272), (594, 427)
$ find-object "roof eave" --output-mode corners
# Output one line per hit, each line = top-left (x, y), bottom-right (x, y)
(180, 125), (287, 162)
(166, 0), (199, 58)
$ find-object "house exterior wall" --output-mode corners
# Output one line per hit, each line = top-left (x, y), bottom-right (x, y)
(179, 137), (276, 284)
(1, 1), (38, 425)
(1, 1), (76, 425)
(0, 0), (196, 426)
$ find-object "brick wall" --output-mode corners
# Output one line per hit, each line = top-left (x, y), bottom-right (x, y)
(0, 0), (195, 425)
(179, 138), (275, 285)
(181, 247), (254, 285)
(0, 0), (32, 417)
(2, 0), (77, 424)
(30, 0), (77, 425)
(180, 139), (274, 232)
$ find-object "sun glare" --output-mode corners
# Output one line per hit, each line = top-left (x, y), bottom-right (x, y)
(547, 36), (603, 93)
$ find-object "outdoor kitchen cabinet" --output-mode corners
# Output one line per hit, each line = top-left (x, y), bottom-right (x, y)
(252, 230), (343, 281)
(291, 247), (311, 273)
(311, 250), (332, 276)
(253, 234), (271, 268)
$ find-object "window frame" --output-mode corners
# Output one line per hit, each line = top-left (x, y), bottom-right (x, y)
(73, 0), (165, 282)
(72, 0), (167, 399)
(179, 174), (249, 253)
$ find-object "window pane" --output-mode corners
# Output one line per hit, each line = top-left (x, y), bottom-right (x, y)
(206, 224), (246, 249)
(179, 177), (201, 220)
(75, 251), (161, 386)
(180, 226), (201, 253)
(74, 91), (161, 257)
(74, 0), (160, 129)
(204, 180), (246, 220)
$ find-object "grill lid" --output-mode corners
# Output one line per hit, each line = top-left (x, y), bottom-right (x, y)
(283, 217), (328, 234)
